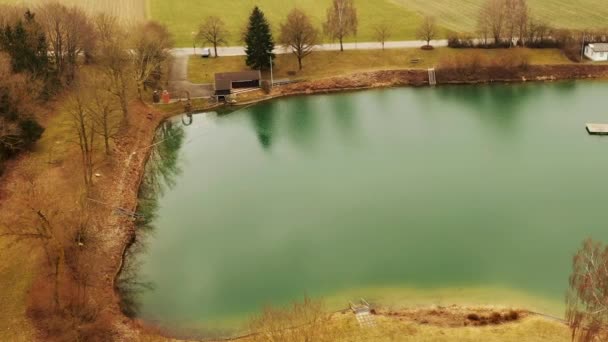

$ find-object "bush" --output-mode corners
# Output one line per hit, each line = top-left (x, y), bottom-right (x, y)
(19, 118), (44, 148)
(447, 33), (475, 48)
(506, 310), (519, 321)
(466, 313), (480, 321)
(489, 312), (503, 324)
(437, 49), (531, 81)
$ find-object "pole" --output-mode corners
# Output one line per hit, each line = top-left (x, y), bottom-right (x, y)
(581, 33), (585, 62)
(269, 55), (274, 88)
(191, 31), (196, 55)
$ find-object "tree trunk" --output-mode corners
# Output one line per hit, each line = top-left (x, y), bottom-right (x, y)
(214, 43), (218, 58)
(103, 123), (110, 155)
(339, 37), (344, 52)
(298, 56), (302, 70)
(120, 86), (129, 118)
(53, 255), (60, 309)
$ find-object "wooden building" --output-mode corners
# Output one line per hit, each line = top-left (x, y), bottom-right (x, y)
(214, 71), (261, 99)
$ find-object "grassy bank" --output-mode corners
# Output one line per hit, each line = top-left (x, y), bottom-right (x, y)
(0, 241), (37, 341)
(188, 48), (572, 84)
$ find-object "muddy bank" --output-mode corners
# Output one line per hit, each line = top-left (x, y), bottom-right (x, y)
(277, 64), (608, 95)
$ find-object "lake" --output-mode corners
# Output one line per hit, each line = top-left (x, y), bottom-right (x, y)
(126, 82), (608, 336)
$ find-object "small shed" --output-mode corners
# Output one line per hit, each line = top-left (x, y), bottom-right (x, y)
(214, 71), (261, 99)
(584, 43), (608, 62)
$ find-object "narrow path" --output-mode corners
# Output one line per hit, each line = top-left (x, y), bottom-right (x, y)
(167, 54), (213, 99)
(172, 39), (449, 57)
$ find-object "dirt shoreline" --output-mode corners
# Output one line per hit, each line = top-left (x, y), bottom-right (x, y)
(86, 65), (605, 340)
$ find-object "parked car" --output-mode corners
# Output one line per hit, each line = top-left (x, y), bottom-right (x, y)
(201, 48), (211, 58)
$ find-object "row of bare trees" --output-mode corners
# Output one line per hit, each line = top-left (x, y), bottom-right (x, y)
(195, 1), (442, 73)
(194, 0), (358, 70)
(474, 0), (578, 50)
(477, 0), (529, 46)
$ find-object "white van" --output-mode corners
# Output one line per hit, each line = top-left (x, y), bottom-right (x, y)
(201, 48), (211, 58)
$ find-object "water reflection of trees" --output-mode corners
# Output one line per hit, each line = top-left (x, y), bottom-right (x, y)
(247, 95), (362, 151)
(138, 120), (185, 230)
(249, 104), (276, 150)
(287, 98), (318, 149)
(117, 120), (185, 318)
(435, 82), (576, 118)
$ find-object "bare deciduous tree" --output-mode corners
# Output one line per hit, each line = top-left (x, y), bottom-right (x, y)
(87, 74), (121, 155)
(323, 0), (358, 52)
(479, 0), (506, 45)
(67, 88), (96, 190)
(566, 239), (608, 342)
(95, 14), (132, 118)
(504, 0), (528, 46)
(0, 172), (67, 308)
(196, 16), (229, 58)
(514, 0), (529, 45)
(477, 12), (491, 46)
(417, 16), (438, 46)
(132, 21), (174, 99)
(526, 17), (552, 46)
(373, 23), (391, 50)
(279, 9), (319, 70)
(39, 3), (95, 82)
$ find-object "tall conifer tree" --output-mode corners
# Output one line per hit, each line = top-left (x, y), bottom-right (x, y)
(244, 6), (274, 70)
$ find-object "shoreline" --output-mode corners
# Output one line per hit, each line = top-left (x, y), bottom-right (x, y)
(180, 64), (608, 114)
(80, 65), (606, 340)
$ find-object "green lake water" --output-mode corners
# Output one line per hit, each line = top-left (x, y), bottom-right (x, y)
(129, 82), (608, 335)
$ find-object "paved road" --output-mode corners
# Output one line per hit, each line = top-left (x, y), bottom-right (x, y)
(172, 39), (449, 57)
(167, 54), (214, 99)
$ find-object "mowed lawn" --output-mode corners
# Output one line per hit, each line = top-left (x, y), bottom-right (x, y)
(391, 0), (608, 33)
(0, 0), (148, 23)
(188, 48), (572, 84)
(149, 0), (424, 47)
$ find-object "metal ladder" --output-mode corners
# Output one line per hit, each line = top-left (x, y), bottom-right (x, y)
(428, 68), (437, 86)
(350, 298), (376, 328)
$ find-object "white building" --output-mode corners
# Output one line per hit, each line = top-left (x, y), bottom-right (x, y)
(584, 43), (608, 62)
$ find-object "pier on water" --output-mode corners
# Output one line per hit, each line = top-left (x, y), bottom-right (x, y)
(586, 123), (608, 135)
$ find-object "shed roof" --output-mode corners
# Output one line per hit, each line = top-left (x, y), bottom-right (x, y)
(215, 71), (261, 90)
(589, 43), (608, 52)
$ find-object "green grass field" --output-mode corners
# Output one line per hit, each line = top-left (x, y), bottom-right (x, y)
(149, 0), (424, 47)
(4, 0), (608, 47)
(150, 0), (608, 47)
(391, 0), (608, 34)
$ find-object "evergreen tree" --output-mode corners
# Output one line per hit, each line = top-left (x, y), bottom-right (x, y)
(244, 6), (275, 70)
(0, 10), (49, 78)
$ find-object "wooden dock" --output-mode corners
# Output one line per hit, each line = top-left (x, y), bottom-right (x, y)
(586, 124), (608, 135)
